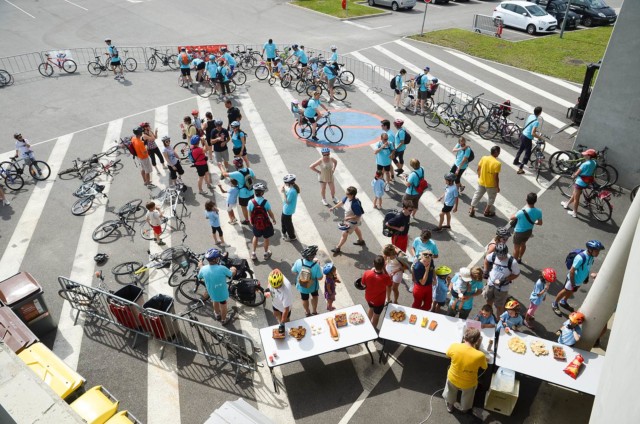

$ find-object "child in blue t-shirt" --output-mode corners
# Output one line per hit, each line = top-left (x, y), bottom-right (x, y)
(557, 312), (584, 346)
(474, 304), (497, 328)
(226, 178), (239, 224)
(204, 200), (225, 246)
(525, 268), (555, 328)
(497, 300), (524, 334)
(372, 170), (385, 209)
(435, 173), (458, 232)
(432, 266), (451, 313)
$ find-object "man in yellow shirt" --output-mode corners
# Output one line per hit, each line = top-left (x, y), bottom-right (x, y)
(469, 146), (501, 217)
(444, 328), (488, 413)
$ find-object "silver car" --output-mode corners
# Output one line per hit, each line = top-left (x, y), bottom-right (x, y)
(368, 0), (417, 11)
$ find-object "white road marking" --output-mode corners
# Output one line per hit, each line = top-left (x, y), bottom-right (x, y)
(0, 135), (73, 280)
(64, 0), (88, 11)
(445, 50), (574, 109)
(532, 72), (581, 93)
(3, 0), (35, 18)
(394, 40), (577, 135)
(52, 120), (122, 370)
(343, 20), (373, 30)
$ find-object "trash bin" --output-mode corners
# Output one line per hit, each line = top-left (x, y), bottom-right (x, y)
(0, 272), (56, 337)
(70, 385), (119, 424)
(105, 410), (142, 424)
(0, 305), (39, 354)
(18, 342), (85, 400)
(109, 285), (144, 330)
(139, 294), (176, 340)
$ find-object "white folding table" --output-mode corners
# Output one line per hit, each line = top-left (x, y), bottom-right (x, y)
(377, 305), (496, 364)
(494, 329), (605, 395)
(259, 304), (378, 393)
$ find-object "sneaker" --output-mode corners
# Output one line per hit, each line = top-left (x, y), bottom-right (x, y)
(513, 160), (520, 166)
(241, 220), (250, 225)
(331, 247), (341, 256)
(332, 197), (339, 204)
(251, 252), (258, 261)
(2, 200), (9, 206)
(517, 169), (525, 175)
(353, 239), (366, 246)
(322, 198), (329, 206)
(384, 183), (390, 192)
(567, 210), (577, 218)
(311, 136), (319, 141)
(561, 201), (569, 209)
(446, 402), (454, 413)
(459, 185), (465, 193)
(408, 284), (413, 293)
(214, 314), (221, 321)
(283, 236), (291, 242)
(551, 302), (563, 316)
(524, 319), (534, 329)
(264, 251), (272, 260)
(221, 316), (231, 326)
(288, 237), (297, 241)
(559, 301), (574, 312)
(157, 240), (166, 246)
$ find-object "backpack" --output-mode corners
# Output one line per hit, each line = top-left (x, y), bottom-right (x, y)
(390, 75), (398, 90)
(111, 46), (119, 58)
(180, 52), (189, 65)
(239, 169), (253, 189)
(403, 131), (411, 145)
(413, 168), (428, 195)
(565, 249), (587, 270)
(383, 209), (401, 237)
(467, 148), (475, 163)
(301, 99), (309, 108)
(298, 259), (317, 289)
(250, 199), (270, 231)
(414, 74), (424, 86)
(351, 198), (364, 216)
(182, 124), (194, 140)
(484, 252), (515, 281)
(123, 137), (137, 158)
(187, 147), (199, 164)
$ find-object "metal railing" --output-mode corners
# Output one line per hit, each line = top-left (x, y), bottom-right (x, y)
(472, 14), (502, 38)
(57, 276), (258, 383)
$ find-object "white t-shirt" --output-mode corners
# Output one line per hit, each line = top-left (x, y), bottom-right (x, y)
(385, 258), (403, 284)
(271, 277), (293, 312)
(15, 140), (31, 157)
(486, 253), (520, 291)
(146, 210), (163, 226)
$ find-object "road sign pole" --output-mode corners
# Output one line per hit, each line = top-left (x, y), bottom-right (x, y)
(420, 3), (429, 36)
(559, 2), (571, 39)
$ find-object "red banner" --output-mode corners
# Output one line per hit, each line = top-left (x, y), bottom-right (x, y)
(178, 44), (227, 58)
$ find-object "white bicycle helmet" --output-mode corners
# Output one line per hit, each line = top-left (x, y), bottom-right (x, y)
(283, 174), (296, 183)
(253, 182), (267, 191)
(330, 45), (337, 51)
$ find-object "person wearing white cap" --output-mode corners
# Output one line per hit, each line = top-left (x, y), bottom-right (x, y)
(447, 267), (484, 319)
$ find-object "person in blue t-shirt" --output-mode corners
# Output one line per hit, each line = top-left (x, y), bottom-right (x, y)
(557, 312), (584, 346)
(262, 39), (277, 70)
(414, 66), (430, 114)
(496, 300), (524, 333)
(105, 38), (123, 80)
(321, 60), (337, 102)
(473, 304), (497, 328)
(219, 47), (236, 70)
(291, 245), (323, 316)
(552, 240), (604, 315)
(450, 136), (472, 193)
(411, 228), (439, 260)
(392, 119), (407, 175)
(514, 106), (542, 174)
(329, 45), (339, 65)
(435, 173), (459, 232)
(247, 183), (276, 261)
(303, 90), (328, 141)
(192, 57), (205, 83)
(402, 158), (424, 218)
(177, 47), (193, 87)
(510, 192), (543, 263)
(374, 132), (394, 190)
(393, 68), (407, 110)
(222, 157), (255, 225)
(198, 248), (236, 325)
(280, 174), (299, 242)
(562, 148), (598, 218)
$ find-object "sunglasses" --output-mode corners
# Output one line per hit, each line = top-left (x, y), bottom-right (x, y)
(422, 254), (433, 258)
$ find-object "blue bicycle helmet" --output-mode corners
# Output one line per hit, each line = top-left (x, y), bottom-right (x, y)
(432, 77), (439, 83)
(586, 240), (605, 250)
(321, 147), (331, 154)
(205, 248), (222, 260)
(323, 263), (335, 275)
(209, 54), (215, 60)
(190, 135), (201, 145)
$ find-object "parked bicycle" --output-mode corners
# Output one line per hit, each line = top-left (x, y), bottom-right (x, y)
(71, 182), (107, 216)
(423, 94), (466, 136)
(1, 156), (51, 181)
(58, 271), (110, 310)
(178, 272), (265, 306)
(294, 112), (344, 143)
(0, 162), (24, 191)
(168, 249), (254, 288)
(58, 152), (119, 182)
(234, 46), (262, 70)
(0, 69), (14, 87)
(147, 48), (179, 71)
(91, 199), (145, 241)
(549, 144), (617, 187)
(335, 65), (355, 86)
(557, 178), (613, 222)
(476, 105), (522, 147)
(38, 52), (77, 77)
(111, 241), (192, 286)
(528, 134), (550, 182)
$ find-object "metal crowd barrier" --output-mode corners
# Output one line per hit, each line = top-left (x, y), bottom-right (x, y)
(472, 14), (502, 37)
(57, 276), (257, 383)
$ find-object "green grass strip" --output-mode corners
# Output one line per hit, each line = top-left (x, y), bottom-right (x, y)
(292, 0), (385, 18)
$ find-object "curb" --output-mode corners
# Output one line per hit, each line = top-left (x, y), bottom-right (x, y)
(286, 2), (391, 21)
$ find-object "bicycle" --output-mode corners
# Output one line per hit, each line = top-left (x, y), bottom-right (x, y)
(527, 134), (550, 182)
(58, 271), (111, 310)
(111, 240), (192, 286)
(151, 186), (187, 231)
(195, 75), (237, 98)
(87, 52), (136, 77)
(549, 145), (617, 187)
(71, 182), (107, 216)
(0, 69), (14, 87)
(557, 179), (613, 222)
(168, 249), (254, 288)
(38, 52), (77, 77)
(456, 92), (486, 131)
(423, 94), (466, 136)
(147, 48), (179, 71)
(91, 199), (146, 241)
(234, 46), (262, 70)
(0, 162), (24, 191)
(476, 105), (523, 147)
(178, 275), (265, 306)
(335, 65), (354, 86)
(1, 156), (51, 181)
(301, 78), (347, 101)
(294, 112), (344, 143)
(268, 69), (293, 88)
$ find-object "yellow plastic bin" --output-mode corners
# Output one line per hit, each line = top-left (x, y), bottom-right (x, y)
(18, 342), (85, 400)
(70, 385), (119, 424)
(105, 410), (142, 424)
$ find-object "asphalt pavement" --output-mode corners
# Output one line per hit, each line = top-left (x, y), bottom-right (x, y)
(0, 1), (628, 423)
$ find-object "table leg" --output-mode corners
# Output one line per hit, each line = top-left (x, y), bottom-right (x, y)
(364, 341), (374, 364)
(269, 367), (279, 394)
(378, 339), (386, 364)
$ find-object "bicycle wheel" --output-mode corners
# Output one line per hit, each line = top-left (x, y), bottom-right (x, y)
(167, 55), (179, 70)
(179, 278), (209, 302)
(119, 199), (144, 219)
(87, 62), (103, 76)
(594, 165), (610, 188)
(338, 70), (355, 86)
(38, 63), (53, 77)
(63, 59), (77, 74)
(92, 221), (119, 241)
(268, 76), (276, 86)
(82, 169), (99, 183)
(603, 164), (618, 186)
(196, 81), (213, 98)
(147, 57), (157, 71)
(235, 285), (266, 307)
(29, 161), (50, 180)
(124, 58), (137, 72)
(71, 196), (94, 216)
(503, 124), (522, 148)
(296, 123), (312, 139)
(255, 66), (269, 80)
(240, 56), (253, 71)
(324, 125), (344, 144)
(0, 70), (14, 86)
(557, 175), (574, 198)
(168, 259), (198, 287)
(58, 289), (94, 308)
(448, 118), (466, 136)
(306, 84), (321, 97)
(548, 151), (576, 175)
(140, 220), (166, 240)
(1, 162), (24, 191)
(281, 73), (292, 88)
(103, 145), (119, 156)
(294, 80), (306, 94)
(233, 71), (246, 85)
(333, 85), (347, 101)
(174, 142), (189, 161)
(424, 110), (441, 129)
(478, 118), (498, 140)
(228, 81), (237, 93)
(589, 196), (612, 222)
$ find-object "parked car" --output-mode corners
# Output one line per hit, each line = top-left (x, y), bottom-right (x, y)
(367, 0), (417, 10)
(529, 0), (580, 30)
(493, 1), (558, 35)
(567, 0), (617, 26)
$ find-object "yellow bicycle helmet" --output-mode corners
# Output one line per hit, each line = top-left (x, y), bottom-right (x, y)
(435, 266), (452, 276)
(505, 300), (520, 310)
(269, 269), (284, 289)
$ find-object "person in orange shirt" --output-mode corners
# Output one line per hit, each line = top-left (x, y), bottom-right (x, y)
(469, 145), (501, 218)
(132, 126), (153, 187)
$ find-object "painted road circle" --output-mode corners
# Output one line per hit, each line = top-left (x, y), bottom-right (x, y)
(291, 109), (384, 149)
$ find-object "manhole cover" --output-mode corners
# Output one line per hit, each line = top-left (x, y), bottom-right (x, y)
(566, 58), (586, 65)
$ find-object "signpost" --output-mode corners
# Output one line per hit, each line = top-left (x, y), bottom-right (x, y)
(421, 0), (431, 36)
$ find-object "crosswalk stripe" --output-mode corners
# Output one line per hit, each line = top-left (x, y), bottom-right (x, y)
(0, 134), (73, 280)
(52, 121), (122, 370)
(445, 49), (574, 109)
(532, 71), (581, 93)
(394, 40), (577, 136)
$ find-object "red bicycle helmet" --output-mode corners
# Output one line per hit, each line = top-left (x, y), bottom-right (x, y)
(191, 109), (199, 116)
(394, 118), (404, 127)
(542, 268), (556, 283)
(582, 148), (597, 158)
